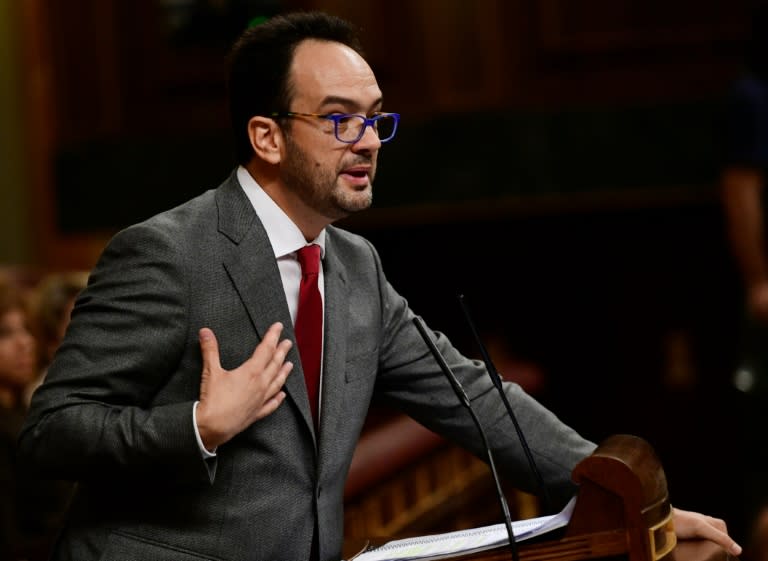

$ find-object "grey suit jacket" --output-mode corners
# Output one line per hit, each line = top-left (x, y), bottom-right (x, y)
(18, 171), (596, 561)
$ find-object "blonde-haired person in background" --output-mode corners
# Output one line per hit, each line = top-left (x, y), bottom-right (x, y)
(0, 273), (78, 561)
(0, 273), (44, 560)
(24, 271), (88, 405)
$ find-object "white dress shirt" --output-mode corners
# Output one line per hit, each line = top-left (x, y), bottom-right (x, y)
(194, 166), (326, 456)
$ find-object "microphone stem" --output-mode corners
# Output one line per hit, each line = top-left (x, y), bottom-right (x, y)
(458, 294), (553, 514)
(497, 390), (552, 513)
(468, 404), (520, 561)
(413, 317), (519, 561)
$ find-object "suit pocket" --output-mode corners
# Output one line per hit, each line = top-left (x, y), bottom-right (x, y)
(100, 531), (223, 561)
(344, 347), (378, 382)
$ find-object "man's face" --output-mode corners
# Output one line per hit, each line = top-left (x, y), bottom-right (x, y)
(279, 39), (383, 222)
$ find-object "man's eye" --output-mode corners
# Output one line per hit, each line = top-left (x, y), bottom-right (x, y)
(336, 116), (355, 130)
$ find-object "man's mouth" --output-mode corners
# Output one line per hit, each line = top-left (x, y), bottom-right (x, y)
(341, 166), (370, 178)
(340, 166), (372, 186)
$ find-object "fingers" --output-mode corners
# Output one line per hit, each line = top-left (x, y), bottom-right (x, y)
(255, 322), (286, 353)
(248, 322), (293, 370)
(259, 390), (287, 419)
(199, 328), (222, 373)
(250, 333), (293, 421)
(250, 360), (292, 422)
(705, 515), (728, 533)
(673, 508), (742, 556)
(267, 361), (294, 396)
(204, 323), (291, 374)
(258, 346), (293, 405)
(196, 324), (295, 445)
(696, 519), (741, 556)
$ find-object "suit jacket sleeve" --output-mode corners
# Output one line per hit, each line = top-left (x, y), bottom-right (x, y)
(365, 240), (597, 508)
(18, 221), (215, 485)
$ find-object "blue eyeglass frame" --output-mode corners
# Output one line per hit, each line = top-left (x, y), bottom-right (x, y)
(270, 111), (400, 144)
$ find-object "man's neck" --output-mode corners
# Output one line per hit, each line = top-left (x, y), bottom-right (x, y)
(244, 162), (329, 242)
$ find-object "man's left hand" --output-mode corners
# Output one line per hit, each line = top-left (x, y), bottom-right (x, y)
(673, 508), (742, 556)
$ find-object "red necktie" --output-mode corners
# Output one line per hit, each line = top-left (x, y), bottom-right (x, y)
(295, 244), (322, 428)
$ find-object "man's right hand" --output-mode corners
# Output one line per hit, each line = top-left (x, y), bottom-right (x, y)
(196, 323), (294, 450)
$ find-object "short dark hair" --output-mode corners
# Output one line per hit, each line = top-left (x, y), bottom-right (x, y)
(227, 11), (365, 165)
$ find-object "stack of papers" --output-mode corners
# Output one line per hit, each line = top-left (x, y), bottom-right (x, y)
(351, 496), (576, 561)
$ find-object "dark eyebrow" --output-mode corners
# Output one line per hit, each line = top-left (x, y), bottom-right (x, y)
(318, 95), (383, 113)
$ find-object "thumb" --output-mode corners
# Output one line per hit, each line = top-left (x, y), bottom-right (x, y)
(199, 328), (222, 374)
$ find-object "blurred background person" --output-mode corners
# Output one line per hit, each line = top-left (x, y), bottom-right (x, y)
(0, 273), (74, 561)
(25, 271), (88, 405)
(0, 274), (35, 411)
(720, 4), (768, 557)
(722, 5), (768, 328)
(0, 273), (40, 560)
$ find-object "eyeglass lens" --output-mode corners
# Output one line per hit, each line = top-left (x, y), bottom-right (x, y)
(336, 115), (396, 142)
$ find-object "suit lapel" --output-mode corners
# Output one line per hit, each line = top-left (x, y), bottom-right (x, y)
(317, 235), (349, 462)
(215, 174), (316, 440)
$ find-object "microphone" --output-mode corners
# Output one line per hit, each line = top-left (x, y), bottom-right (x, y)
(457, 293), (552, 514)
(412, 316), (519, 561)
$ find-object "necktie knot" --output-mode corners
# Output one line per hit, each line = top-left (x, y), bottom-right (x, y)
(297, 244), (321, 276)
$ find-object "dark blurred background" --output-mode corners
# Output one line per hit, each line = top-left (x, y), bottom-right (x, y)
(0, 0), (760, 543)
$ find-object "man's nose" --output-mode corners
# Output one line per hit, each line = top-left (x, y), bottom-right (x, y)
(351, 124), (381, 152)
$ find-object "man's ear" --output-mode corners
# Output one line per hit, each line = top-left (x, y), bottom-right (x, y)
(248, 116), (283, 164)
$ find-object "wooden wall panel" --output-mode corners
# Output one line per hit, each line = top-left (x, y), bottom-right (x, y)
(515, 0), (751, 105)
(110, 0), (231, 134)
(46, 0), (123, 143)
(410, 0), (509, 113)
(19, 0), (110, 269)
(535, 0), (747, 53)
(310, 0), (752, 110)
(17, 0), (759, 268)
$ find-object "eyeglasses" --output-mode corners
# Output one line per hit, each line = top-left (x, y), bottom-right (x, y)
(270, 111), (400, 144)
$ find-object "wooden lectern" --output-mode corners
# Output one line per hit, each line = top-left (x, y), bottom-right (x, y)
(347, 434), (730, 561)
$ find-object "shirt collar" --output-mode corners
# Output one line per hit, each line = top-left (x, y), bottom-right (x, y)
(237, 166), (326, 259)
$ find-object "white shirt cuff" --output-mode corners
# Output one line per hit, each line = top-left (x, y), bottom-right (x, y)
(193, 401), (217, 459)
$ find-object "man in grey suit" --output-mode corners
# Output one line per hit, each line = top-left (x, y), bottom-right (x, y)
(18, 10), (740, 561)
